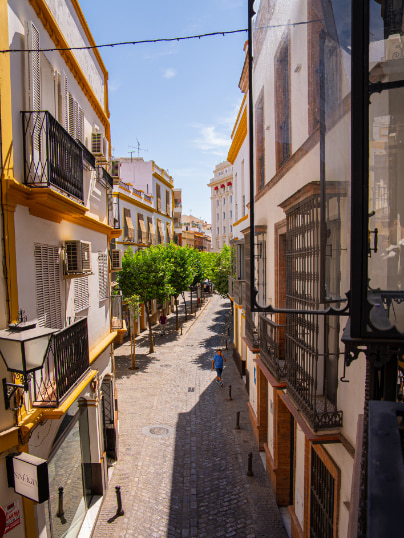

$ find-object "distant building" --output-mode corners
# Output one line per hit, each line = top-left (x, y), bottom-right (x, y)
(179, 215), (211, 251)
(208, 162), (234, 251)
(173, 188), (182, 244)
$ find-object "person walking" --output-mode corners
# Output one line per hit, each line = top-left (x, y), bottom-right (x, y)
(159, 310), (167, 335)
(212, 349), (226, 386)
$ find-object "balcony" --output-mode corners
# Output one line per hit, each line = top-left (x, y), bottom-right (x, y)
(285, 316), (343, 431)
(97, 166), (113, 189)
(174, 203), (182, 217)
(233, 279), (246, 306)
(22, 111), (84, 202)
(32, 318), (90, 407)
(259, 315), (287, 380)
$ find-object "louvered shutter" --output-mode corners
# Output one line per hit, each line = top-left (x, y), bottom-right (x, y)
(26, 22), (41, 151)
(74, 276), (90, 312)
(78, 106), (84, 142)
(35, 244), (62, 329)
(68, 92), (75, 138)
(98, 253), (108, 300)
(63, 72), (68, 131)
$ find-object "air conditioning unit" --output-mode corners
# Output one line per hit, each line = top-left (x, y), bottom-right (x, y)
(110, 249), (122, 271)
(65, 241), (92, 274)
(91, 132), (107, 158)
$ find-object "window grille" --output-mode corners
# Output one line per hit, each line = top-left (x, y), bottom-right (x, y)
(98, 253), (108, 300)
(35, 244), (62, 329)
(310, 448), (335, 538)
(74, 276), (89, 312)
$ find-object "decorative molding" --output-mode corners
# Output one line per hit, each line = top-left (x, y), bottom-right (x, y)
(228, 107), (248, 164)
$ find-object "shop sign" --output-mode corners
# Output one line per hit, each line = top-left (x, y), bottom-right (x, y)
(7, 453), (49, 503)
(2, 501), (21, 535)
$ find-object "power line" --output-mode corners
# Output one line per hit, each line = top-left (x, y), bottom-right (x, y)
(0, 20), (323, 54)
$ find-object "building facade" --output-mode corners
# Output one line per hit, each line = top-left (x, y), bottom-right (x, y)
(230, 1), (404, 536)
(208, 161), (234, 251)
(0, 1), (121, 536)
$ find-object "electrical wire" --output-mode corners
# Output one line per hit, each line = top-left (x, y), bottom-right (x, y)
(0, 20), (323, 54)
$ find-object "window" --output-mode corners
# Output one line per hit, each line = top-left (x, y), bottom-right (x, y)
(35, 244), (62, 329)
(74, 276), (89, 312)
(217, 213), (219, 221)
(165, 190), (171, 216)
(98, 252), (108, 300)
(255, 89), (265, 190)
(223, 212), (226, 220)
(216, 200), (219, 207)
(230, 195), (232, 204)
(147, 216), (155, 244)
(217, 227), (219, 235)
(156, 184), (161, 212)
(138, 214), (146, 243)
(123, 208), (135, 242)
(68, 92), (84, 142)
(223, 198), (226, 205)
(223, 226), (226, 234)
(230, 210), (233, 219)
(275, 35), (291, 168)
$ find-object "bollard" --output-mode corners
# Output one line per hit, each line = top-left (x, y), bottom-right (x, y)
(235, 411), (241, 430)
(228, 385), (232, 401)
(228, 326), (230, 336)
(247, 452), (254, 476)
(225, 339), (228, 350)
(115, 486), (124, 516)
(56, 487), (64, 518)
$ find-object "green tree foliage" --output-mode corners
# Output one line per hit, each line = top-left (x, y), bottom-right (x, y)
(211, 245), (233, 297)
(118, 246), (173, 353)
(164, 243), (195, 328)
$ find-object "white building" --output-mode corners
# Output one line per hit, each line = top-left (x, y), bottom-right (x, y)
(0, 1), (120, 536)
(208, 161), (234, 252)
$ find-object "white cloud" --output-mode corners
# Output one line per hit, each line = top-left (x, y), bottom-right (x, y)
(163, 68), (176, 79)
(193, 125), (231, 155)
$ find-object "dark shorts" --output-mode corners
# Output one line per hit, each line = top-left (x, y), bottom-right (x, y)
(215, 368), (223, 377)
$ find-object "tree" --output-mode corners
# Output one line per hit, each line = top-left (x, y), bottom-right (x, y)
(127, 294), (141, 370)
(164, 243), (195, 329)
(211, 245), (233, 297)
(118, 246), (173, 353)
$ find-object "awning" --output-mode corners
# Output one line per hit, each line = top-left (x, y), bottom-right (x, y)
(138, 215), (146, 243)
(167, 224), (173, 242)
(214, 186), (219, 190)
(157, 220), (164, 244)
(125, 215), (135, 241)
(148, 220), (156, 244)
(227, 181), (232, 186)
(221, 184), (225, 188)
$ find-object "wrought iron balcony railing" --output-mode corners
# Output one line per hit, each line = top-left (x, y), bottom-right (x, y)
(233, 279), (246, 305)
(285, 315), (343, 431)
(22, 111), (84, 202)
(97, 166), (113, 189)
(32, 318), (90, 407)
(259, 314), (287, 380)
(245, 311), (259, 349)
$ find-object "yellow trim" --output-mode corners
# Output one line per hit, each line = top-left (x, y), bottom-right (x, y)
(28, 0), (110, 141)
(5, 178), (121, 240)
(118, 191), (155, 212)
(233, 214), (249, 227)
(227, 107), (247, 164)
(89, 331), (117, 365)
(152, 172), (174, 190)
(230, 94), (247, 139)
(0, 426), (19, 452)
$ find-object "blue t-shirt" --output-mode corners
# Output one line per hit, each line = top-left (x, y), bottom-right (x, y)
(213, 353), (224, 368)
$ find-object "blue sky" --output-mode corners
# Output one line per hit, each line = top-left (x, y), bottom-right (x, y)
(80, 0), (247, 221)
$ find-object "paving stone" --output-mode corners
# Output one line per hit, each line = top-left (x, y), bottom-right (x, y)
(92, 294), (287, 538)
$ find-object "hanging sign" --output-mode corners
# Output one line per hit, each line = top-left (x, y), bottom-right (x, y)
(7, 453), (49, 503)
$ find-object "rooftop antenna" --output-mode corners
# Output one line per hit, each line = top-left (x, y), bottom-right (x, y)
(128, 139), (148, 161)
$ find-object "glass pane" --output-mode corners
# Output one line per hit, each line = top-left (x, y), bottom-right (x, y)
(368, 0), (404, 333)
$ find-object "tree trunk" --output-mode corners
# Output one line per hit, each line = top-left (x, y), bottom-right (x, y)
(145, 302), (154, 353)
(130, 316), (136, 369)
(182, 291), (188, 321)
(190, 287), (193, 314)
(175, 296), (179, 331)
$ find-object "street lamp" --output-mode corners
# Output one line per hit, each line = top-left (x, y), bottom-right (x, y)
(0, 311), (57, 410)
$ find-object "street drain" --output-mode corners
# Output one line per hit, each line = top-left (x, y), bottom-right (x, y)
(142, 425), (174, 438)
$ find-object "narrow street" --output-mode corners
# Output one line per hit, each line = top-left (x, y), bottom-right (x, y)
(93, 294), (287, 538)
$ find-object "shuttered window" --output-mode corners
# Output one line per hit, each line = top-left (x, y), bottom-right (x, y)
(35, 244), (62, 329)
(67, 92), (84, 142)
(74, 276), (89, 312)
(98, 252), (108, 300)
(26, 22), (41, 150)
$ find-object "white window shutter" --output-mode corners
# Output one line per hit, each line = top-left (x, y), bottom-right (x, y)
(63, 72), (68, 131)
(25, 21), (40, 112)
(98, 252), (108, 300)
(68, 92), (75, 138)
(74, 276), (90, 312)
(78, 106), (84, 143)
(35, 244), (62, 329)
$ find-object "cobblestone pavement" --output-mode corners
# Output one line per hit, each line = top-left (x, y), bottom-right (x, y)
(92, 294), (287, 538)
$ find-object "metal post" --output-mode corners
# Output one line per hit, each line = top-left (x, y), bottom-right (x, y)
(228, 326), (230, 336)
(228, 385), (232, 401)
(247, 452), (254, 476)
(115, 486), (124, 516)
(235, 411), (240, 430)
(225, 339), (228, 350)
(56, 487), (64, 518)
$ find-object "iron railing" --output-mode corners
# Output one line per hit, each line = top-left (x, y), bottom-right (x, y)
(310, 447), (335, 538)
(233, 279), (246, 305)
(259, 314), (287, 379)
(98, 166), (113, 189)
(245, 312), (259, 349)
(32, 318), (90, 407)
(22, 111), (84, 201)
(111, 295), (123, 330)
(144, 194), (152, 203)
